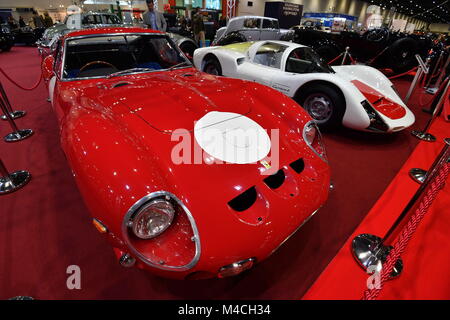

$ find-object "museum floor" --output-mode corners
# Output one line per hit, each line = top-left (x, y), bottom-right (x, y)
(0, 46), (445, 299)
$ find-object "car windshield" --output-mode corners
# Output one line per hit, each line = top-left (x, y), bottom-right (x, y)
(63, 34), (190, 79)
(285, 47), (334, 74)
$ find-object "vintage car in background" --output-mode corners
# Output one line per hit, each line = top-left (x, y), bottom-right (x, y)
(37, 12), (123, 49)
(212, 15), (293, 46)
(286, 27), (433, 74)
(37, 11), (197, 61)
(41, 27), (330, 279)
(0, 24), (14, 52)
(213, 15), (432, 74)
(194, 41), (415, 132)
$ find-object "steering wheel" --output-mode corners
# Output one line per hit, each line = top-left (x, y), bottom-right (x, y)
(79, 60), (117, 73)
(364, 28), (389, 42)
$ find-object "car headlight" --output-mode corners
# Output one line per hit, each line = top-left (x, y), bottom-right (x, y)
(303, 121), (327, 162)
(129, 199), (175, 239)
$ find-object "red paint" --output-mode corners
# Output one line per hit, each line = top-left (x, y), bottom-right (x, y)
(352, 80), (406, 120)
(43, 28), (330, 279)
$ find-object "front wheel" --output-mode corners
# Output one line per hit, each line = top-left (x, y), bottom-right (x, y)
(203, 56), (222, 76)
(295, 84), (345, 129)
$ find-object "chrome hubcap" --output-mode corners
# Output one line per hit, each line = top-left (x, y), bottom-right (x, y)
(304, 94), (333, 123)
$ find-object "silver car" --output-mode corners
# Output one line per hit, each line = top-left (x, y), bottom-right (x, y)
(213, 16), (293, 46)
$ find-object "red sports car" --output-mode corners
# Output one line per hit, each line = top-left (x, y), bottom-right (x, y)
(41, 27), (330, 279)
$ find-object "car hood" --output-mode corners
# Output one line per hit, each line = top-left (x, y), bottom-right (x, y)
(97, 69), (252, 133)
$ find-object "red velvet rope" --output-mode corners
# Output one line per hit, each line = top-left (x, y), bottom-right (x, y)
(0, 67), (42, 91)
(362, 162), (450, 300)
(388, 66), (418, 80)
(327, 53), (343, 65)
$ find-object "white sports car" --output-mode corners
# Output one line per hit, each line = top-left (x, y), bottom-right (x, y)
(193, 41), (415, 132)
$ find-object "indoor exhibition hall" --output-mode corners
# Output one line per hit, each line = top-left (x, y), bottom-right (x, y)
(0, 0), (449, 303)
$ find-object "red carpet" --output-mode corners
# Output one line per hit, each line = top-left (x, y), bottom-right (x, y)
(303, 117), (450, 300)
(0, 46), (433, 299)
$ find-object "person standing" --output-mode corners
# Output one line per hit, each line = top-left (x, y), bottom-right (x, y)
(142, 0), (167, 32)
(43, 11), (53, 28)
(32, 10), (44, 29)
(19, 16), (26, 28)
(192, 7), (205, 48)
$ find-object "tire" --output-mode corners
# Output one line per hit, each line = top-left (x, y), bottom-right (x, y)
(203, 56), (222, 76)
(388, 38), (418, 74)
(295, 84), (345, 129)
(179, 41), (197, 61)
(2, 45), (12, 52)
(311, 40), (341, 64)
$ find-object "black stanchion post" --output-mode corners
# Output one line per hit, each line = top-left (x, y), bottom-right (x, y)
(0, 81), (26, 120)
(0, 96), (33, 142)
(0, 158), (31, 194)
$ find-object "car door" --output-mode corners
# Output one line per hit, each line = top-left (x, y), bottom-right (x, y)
(260, 19), (280, 40)
(237, 42), (287, 88)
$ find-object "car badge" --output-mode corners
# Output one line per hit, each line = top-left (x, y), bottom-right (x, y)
(260, 160), (271, 169)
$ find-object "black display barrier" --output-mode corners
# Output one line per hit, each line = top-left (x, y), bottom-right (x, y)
(264, 1), (303, 29)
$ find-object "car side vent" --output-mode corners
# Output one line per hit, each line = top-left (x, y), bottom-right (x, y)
(237, 57), (245, 65)
(263, 169), (285, 189)
(112, 82), (131, 88)
(228, 187), (257, 212)
(290, 158), (305, 174)
(182, 73), (194, 77)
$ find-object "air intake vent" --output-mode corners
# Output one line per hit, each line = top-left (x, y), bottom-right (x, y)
(112, 82), (131, 88)
(263, 169), (285, 189)
(228, 187), (257, 212)
(290, 158), (305, 174)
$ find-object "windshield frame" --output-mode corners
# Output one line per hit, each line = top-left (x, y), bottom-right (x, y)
(284, 46), (335, 74)
(60, 32), (192, 82)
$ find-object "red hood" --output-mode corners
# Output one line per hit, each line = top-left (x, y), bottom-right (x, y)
(95, 69), (252, 132)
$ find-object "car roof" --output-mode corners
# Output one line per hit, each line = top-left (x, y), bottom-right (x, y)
(230, 15), (278, 22)
(62, 27), (163, 40)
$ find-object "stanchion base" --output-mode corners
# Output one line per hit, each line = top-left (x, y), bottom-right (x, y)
(4, 129), (34, 142)
(352, 234), (403, 278)
(0, 170), (31, 194)
(1, 110), (26, 120)
(411, 130), (436, 142)
(409, 168), (427, 184)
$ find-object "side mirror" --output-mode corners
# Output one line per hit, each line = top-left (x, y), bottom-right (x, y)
(42, 55), (55, 82)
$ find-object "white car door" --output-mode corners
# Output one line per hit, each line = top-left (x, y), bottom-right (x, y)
(236, 42), (288, 89)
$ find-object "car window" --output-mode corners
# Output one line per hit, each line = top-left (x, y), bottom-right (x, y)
(285, 47), (333, 74)
(253, 42), (288, 69)
(63, 34), (189, 79)
(102, 15), (121, 24)
(262, 19), (278, 29)
(82, 15), (96, 25)
(243, 18), (261, 29)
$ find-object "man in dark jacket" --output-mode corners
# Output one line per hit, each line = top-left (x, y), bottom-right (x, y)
(192, 7), (205, 47)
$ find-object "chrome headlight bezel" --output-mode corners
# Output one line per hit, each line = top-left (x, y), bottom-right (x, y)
(302, 121), (327, 162)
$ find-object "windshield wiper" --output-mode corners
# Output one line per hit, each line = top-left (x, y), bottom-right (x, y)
(167, 61), (192, 71)
(106, 67), (155, 79)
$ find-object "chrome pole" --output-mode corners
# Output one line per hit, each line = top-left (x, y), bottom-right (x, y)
(411, 77), (450, 142)
(352, 138), (450, 278)
(0, 96), (33, 142)
(0, 158), (31, 194)
(342, 47), (350, 65)
(0, 81), (26, 120)
(425, 50), (444, 89)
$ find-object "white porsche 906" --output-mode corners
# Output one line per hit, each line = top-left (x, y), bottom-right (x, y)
(193, 41), (415, 132)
